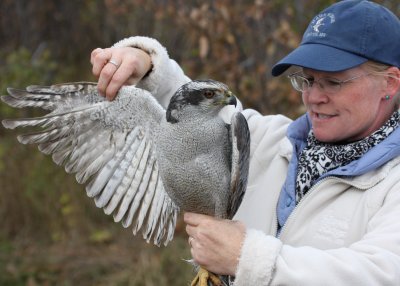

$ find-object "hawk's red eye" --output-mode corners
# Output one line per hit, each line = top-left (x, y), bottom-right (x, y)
(204, 90), (215, 98)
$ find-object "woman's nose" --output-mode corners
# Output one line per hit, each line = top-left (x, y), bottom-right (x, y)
(303, 84), (329, 104)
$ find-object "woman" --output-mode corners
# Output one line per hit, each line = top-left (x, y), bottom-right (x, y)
(91, 1), (400, 285)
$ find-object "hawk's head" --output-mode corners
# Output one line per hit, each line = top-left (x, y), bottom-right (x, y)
(166, 80), (237, 123)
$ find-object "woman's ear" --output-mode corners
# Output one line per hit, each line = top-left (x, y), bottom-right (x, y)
(385, 67), (400, 97)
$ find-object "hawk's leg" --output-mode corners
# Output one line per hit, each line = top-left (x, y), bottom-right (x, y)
(190, 267), (223, 286)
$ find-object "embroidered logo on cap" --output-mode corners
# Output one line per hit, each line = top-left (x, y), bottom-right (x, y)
(306, 13), (335, 38)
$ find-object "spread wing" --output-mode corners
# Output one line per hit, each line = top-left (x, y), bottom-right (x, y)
(227, 112), (250, 219)
(1, 82), (179, 246)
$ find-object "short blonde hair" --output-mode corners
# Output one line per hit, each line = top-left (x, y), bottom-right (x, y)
(363, 61), (398, 76)
(363, 61), (400, 108)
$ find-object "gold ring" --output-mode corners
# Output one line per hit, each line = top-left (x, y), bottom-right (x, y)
(108, 59), (120, 68)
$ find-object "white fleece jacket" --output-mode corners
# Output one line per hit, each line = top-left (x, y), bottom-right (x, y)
(114, 36), (400, 286)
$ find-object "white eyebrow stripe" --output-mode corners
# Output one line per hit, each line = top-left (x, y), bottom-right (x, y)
(189, 81), (228, 91)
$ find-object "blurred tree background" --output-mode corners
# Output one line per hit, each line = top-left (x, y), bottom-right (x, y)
(0, 0), (398, 285)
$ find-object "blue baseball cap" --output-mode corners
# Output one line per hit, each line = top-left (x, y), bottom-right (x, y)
(272, 0), (400, 76)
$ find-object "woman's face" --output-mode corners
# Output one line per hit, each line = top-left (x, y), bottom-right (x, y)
(302, 66), (391, 143)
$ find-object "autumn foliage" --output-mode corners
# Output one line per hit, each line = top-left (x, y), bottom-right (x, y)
(0, 0), (398, 285)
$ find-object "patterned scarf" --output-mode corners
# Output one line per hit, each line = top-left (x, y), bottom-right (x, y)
(296, 111), (400, 203)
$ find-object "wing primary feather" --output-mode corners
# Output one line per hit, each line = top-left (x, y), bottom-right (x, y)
(1, 95), (56, 110)
(85, 128), (138, 198)
(121, 154), (155, 228)
(37, 118), (96, 156)
(102, 134), (143, 215)
(94, 131), (145, 208)
(49, 123), (105, 168)
(1, 104), (99, 130)
(163, 201), (179, 246)
(38, 136), (72, 155)
(76, 147), (115, 184)
(65, 129), (110, 174)
(7, 87), (59, 99)
(132, 158), (160, 234)
(163, 200), (177, 245)
(95, 134), (145, 207)
(26, 81), (96, 94)
(111, 136), (148, 221)
(75, 132), (126, 184)
(2, 117), (50, 130)
(52, 146), (73, 166)
(113, 140), (151, 223)
(17, 126), (71, 145)
(153, 197), (170, 246)
(143, 180), (165, 244)
(141, 175), (163, 240)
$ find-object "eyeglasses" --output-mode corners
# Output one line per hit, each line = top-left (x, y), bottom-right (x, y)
(287, 71), (371, 94)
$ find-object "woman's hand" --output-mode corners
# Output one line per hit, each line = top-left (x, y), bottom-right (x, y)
(184, 212), (246, 276)
(90, 47), (152, 101)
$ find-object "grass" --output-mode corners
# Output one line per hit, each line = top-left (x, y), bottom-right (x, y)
(0, 228), (194, 286)
(0, 129), (194, 286)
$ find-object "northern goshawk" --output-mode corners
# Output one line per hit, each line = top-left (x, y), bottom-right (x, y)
(2, 79), (250, 286)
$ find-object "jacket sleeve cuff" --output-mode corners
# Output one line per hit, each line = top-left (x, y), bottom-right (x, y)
(234, 229), (282, 286)
(112, 36), (190, 107)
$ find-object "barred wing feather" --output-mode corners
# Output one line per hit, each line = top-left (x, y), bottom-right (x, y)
(1, 82), (179, 246)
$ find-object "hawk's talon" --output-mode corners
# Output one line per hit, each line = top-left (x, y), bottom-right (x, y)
(191, 267), (223, 286)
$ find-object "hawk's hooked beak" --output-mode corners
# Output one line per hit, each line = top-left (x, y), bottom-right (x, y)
(225, 90), (237, 107)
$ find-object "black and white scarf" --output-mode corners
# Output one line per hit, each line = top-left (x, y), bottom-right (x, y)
(296, 111), (400, 203)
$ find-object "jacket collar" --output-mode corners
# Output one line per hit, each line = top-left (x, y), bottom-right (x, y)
(279, 114), (310, 161)
(284, 112), (400, 186)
